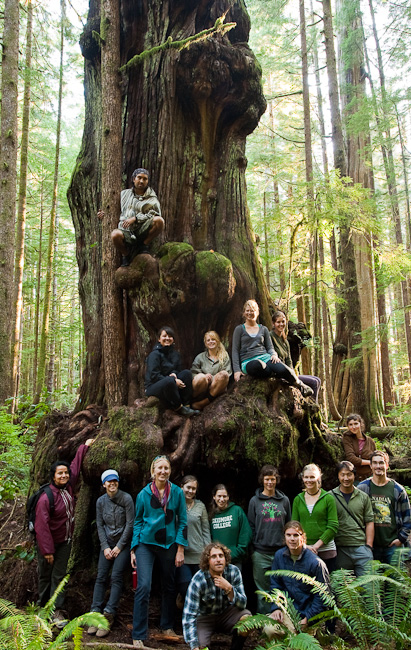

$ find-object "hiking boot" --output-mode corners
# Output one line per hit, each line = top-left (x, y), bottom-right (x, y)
(52, 610), (69, 629)
(178, 405), (201, 417)
(121, 255), (130, 267)
(297, 381), (314, 398)
(87, 625), (98, 635)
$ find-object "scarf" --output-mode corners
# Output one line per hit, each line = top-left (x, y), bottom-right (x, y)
(151, 481), (171, 513)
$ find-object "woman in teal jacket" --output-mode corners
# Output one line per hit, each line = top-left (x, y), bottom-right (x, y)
(209, 483), (252, 568)
(130, 456), (187, 647)
(292, 464), (338, 573)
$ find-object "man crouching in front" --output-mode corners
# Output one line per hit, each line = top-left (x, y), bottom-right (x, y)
(182, 542), (250, 650)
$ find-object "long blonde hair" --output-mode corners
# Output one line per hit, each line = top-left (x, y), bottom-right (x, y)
(204, 331), (228, 363)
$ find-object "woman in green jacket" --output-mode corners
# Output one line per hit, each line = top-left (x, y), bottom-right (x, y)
(292, 464), (338, 572)
(209, 484), (252, 569)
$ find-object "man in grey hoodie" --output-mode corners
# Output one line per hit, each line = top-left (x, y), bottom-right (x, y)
(247, 465), (291, 613)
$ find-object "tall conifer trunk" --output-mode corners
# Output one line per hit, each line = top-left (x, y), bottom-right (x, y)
(35, 0), (64, 403)
(12, 0), (33, 411)
(0, 0), (19, 403)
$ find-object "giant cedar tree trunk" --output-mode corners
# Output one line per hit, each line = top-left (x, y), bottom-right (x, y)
(68, 0), (270, 407)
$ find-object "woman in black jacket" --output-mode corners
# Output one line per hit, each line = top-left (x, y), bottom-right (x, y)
(145, 327), (200, 416)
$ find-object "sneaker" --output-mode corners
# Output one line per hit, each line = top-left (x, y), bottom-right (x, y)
(133, 641), (145, 648)
(52, 610), (69, 629)
(160, 629), (179, 638)
(96, 625), (110, 637)
(96, 612), (114, 637)
(87, 625), (98, 635)
(178, 405), (201, 417)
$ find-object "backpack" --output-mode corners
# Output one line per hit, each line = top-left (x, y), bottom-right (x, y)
(26, 484), (55, 535)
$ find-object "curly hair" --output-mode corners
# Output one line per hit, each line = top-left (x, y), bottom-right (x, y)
(199, 542), (231, 572)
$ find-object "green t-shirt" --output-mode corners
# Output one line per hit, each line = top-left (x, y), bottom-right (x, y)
(369, 481), (397, 547)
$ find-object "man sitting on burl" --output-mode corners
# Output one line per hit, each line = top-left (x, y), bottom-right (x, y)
(183, 542), (250, 650)
(98, 168), (164, 267)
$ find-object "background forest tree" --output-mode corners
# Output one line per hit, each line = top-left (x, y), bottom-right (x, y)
(0, 0), (410, 426)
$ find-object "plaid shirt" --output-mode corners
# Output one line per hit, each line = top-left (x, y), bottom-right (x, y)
(358, 478), (411, 544)
(182, 564), (247, 650)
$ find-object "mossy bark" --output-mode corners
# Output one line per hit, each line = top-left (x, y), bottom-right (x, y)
(29, 379), (343, 579)
(68, 0), (268, 405)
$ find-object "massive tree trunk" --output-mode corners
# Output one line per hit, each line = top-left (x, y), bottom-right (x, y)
(68, 0), (269, 407)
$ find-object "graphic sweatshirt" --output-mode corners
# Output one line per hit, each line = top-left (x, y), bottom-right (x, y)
(247, 488), (291, 553)
(210, 501), (252, 562)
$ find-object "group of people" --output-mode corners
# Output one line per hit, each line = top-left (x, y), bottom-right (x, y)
(34, 421), (411, 646)
(145, 299), (321, 420)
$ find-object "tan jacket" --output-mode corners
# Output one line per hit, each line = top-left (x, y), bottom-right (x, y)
(342, 432), (376, 480)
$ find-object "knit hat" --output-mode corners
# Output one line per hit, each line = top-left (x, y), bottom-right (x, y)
(101, 469), (119, 484)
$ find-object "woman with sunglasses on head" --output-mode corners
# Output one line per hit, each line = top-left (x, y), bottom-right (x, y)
(130, 456), (187, 648)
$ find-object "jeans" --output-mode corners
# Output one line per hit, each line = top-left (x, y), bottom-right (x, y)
(176, 563), (198, 598)
(37, 541), (71, 608)
(251, 550), (278, 614)
(146, 370), (193, 409)
(373, 544), (405, 565)
(132, 543), (177, 640)
(91, 547), (130, 614)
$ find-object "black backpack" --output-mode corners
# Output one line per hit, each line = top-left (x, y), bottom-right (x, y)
(26, 484), (55, 535)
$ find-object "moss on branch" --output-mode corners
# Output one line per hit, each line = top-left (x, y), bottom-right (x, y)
(119, 17), (236, 74)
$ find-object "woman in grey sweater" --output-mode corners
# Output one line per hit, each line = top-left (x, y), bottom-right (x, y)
(176, 475), (211, 605)
(88, 469), (134, 638)
(232, 300), (313, 397)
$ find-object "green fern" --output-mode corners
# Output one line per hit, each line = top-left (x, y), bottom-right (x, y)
(0, 576), (107, 649)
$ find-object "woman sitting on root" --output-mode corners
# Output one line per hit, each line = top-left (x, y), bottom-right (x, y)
(191, 331), (232, 410)
(270, 309), (320, 402)
(232, 300), (313, 397)
(145, 326), (200, 417)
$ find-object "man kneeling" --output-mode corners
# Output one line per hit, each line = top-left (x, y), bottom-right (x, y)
(183, 542), (251, 650)
(266, 521), (330, 636)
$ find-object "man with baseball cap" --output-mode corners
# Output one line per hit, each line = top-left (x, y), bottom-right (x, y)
(87, 469), (134, 638)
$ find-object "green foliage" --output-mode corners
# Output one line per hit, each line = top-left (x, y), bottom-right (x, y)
(0, 408), (35, 502)
(0, 576), (107, 649)
(238, 559), (411, 649)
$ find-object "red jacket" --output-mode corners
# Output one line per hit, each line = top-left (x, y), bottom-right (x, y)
(34, 444), (89, 556)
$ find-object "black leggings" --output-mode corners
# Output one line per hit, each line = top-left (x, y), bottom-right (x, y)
(245, 359), (298, 385)
(145, 370), (193, 409)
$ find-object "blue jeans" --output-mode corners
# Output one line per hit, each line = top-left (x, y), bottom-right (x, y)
(91, 547), (130, 615)
(132, 543), (177, 640)
(176, 563), (198, 598)
(373, 545), (404, 565)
